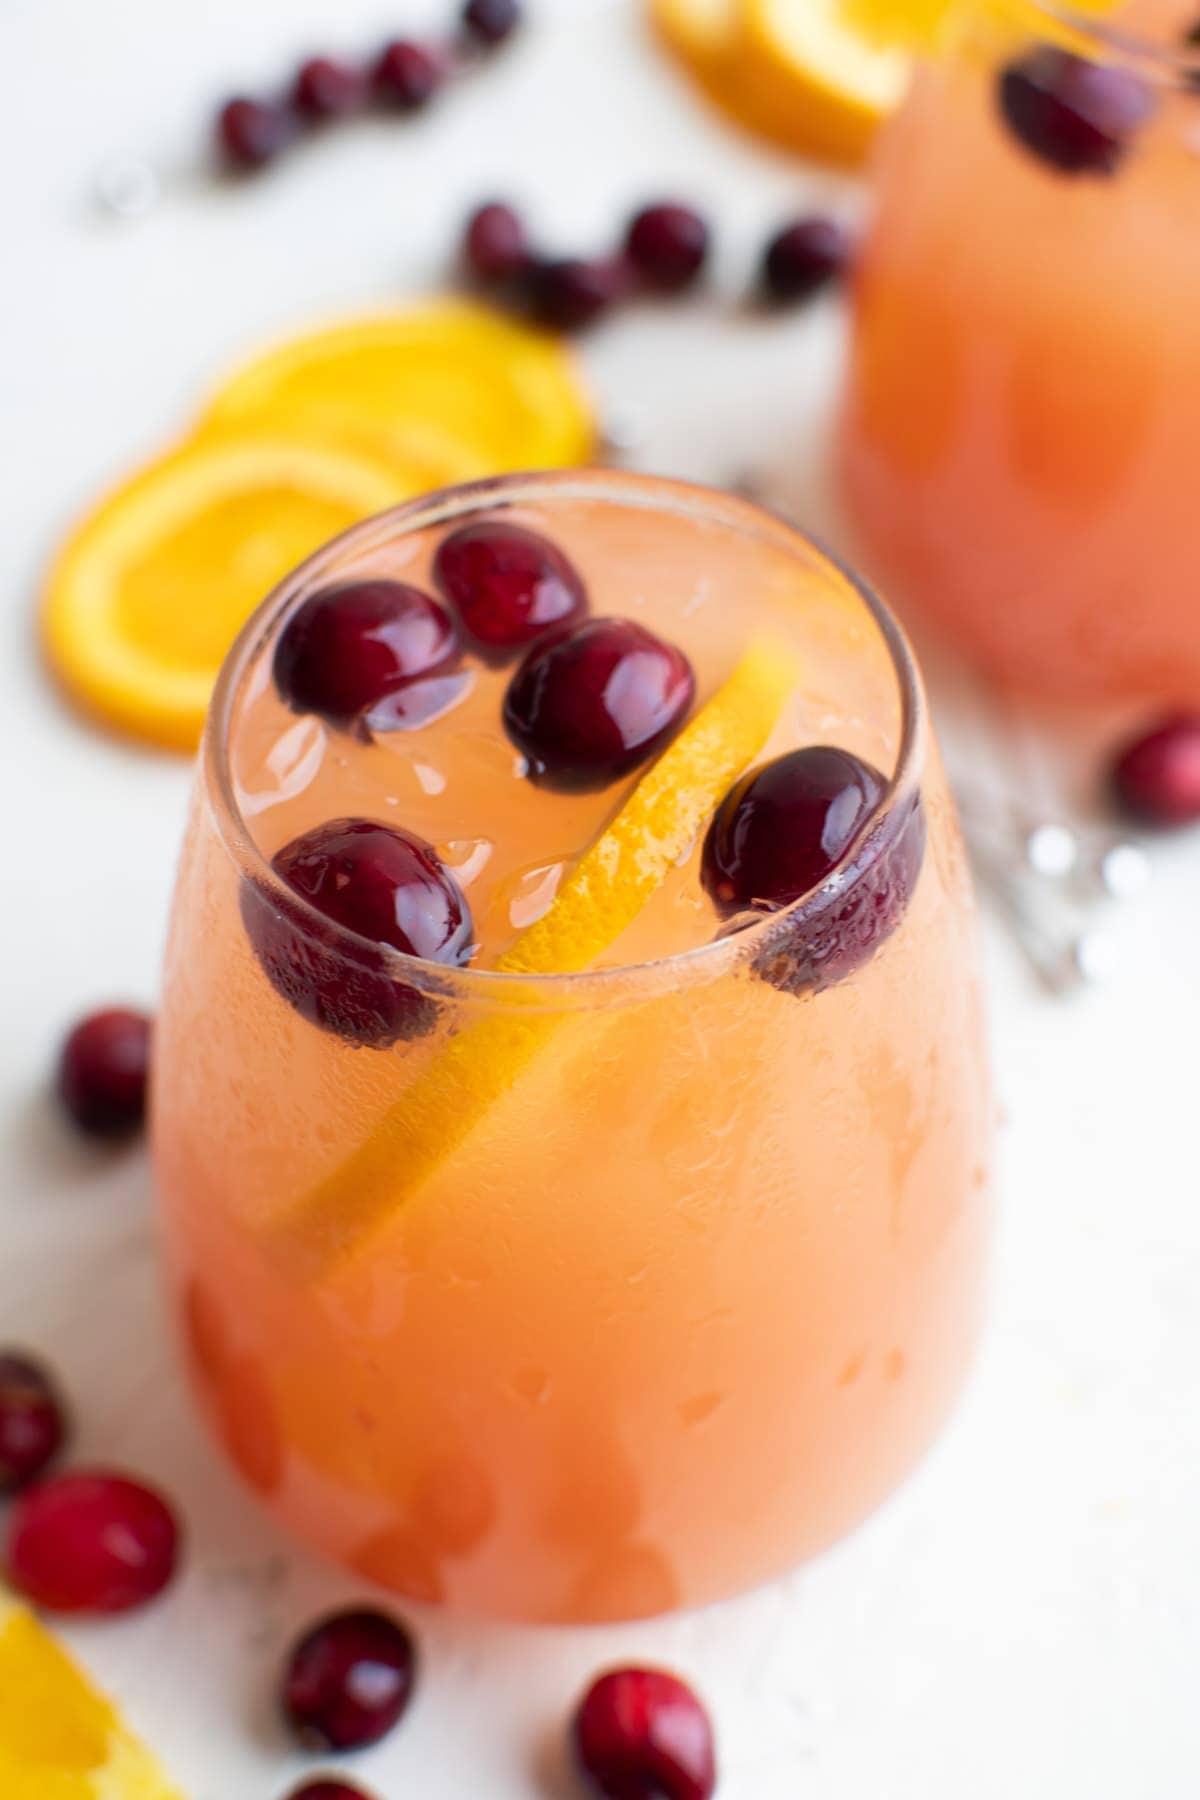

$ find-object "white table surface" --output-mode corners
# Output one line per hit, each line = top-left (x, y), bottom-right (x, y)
(6, 1), (1200, 1795)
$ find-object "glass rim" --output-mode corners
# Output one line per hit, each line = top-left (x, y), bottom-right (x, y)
(1006, 1), (1200, 82)
(203, 468), (926, 1008)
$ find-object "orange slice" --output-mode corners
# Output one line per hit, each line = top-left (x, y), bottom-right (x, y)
(0, 1593), (185, 1800)
(43, 435), (407, 751)
(740, 0), (911, 162)
(272, 635), (798, 1273)
(200, 301), (596, 477)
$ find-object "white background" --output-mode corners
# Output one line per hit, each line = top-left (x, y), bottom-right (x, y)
(6, 0), (1200, 1795)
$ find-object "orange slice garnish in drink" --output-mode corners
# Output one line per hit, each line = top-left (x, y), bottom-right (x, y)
(200, 301), (596, 477)
(43, 434), (408, 751)
(0, 1594), (185, 1800)
(273, 634), (798, 1273)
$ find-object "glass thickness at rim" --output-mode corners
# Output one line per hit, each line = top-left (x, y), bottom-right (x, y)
(992, 0), (1200, 83)
(203, 469), (925, 1006)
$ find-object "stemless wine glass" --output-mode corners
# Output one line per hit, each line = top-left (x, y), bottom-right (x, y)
(152, 471), (991, 1622)
(841, 0), (1200, 703)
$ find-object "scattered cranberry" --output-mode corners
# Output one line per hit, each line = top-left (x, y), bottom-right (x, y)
(463, 201), (533, 283)
(434, 520), (587, 656)
(0, 1353), (67, 1494)
(216, 97), (296, 171)
(58, 1007), (151, 1138)
(242, 819), (472, 1046)
(461, 0), (523, 46)
(274, 580), (459, 725)
(528, 256), (632, 332)
(373, 40), (444, 110)
(1110, 715), (1200, 827)
(284, 1783), (377, 1800)
(504, 618), (695, 790)
(761, 216), (852, 304)
(283, 1608), (417, 1752)
(997, 48), (1153, 176)
(625, 202), (710, 293)
(703, 746), (885, 916)
(7, 1470), (179, 1614)
(572, 1667), (716, 1800)
(704, 749), (926, 994)
(292, 57), (370, 122)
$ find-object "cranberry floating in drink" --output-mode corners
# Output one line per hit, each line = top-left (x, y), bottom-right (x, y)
(153, 472), (990, 1620)
(274, 580), (460, 725)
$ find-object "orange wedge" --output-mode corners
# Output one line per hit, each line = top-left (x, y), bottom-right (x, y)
(43, 435), (407, 751)
(272, 635), (798, 1274)
(0, 1593), (185, 1800)
(740, 0), (911, 162)
(200, 302), (596, 477)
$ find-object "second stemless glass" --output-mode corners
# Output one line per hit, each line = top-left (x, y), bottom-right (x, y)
(841, 1), (1200, 704)
(152, 472), (991, 1622)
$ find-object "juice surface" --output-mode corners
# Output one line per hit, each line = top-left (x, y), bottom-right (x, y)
(841, 0), (1200, 703)
(153, 475), (991, 1620)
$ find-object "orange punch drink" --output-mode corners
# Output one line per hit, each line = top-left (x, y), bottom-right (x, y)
(842, 0), (1200, 704)
(152, 472), (991, 1621)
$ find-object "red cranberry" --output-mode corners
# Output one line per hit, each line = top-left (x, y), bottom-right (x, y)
(998, 48), (1153, 176)
(216, 97), (296, 171)
(762, 216), (852, 303)
(373, 40), (443, 110)
(284, 1784), (377, 1800)
(527, 257), (631, 332)
(463, 201), (533, 283)
(241, 819), (473, 1046)
(703, 746), (885, 916)
(274, 580), (459, 725)
(434, 520), (587, 656)
(58, 1007), (151, 1137)
(572, 1667), (716, 1800)
(0, 1353), (67, 1493)
(461, 0), (523, 46)
(504, 618), (695, 790)
(283, 1608), (417, 1752)
(1110, 715), (1200, 827)
(292, 57), (369, 121)
(7, 1470), (179, 1614)
(625, 203), (710, 293)
(704, 749), (925, 994)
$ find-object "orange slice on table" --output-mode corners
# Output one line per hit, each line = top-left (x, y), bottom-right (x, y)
(43, 435), (409, 751)
(200, 301), (596, 477)
(272, 634), (798, 1275)
(740, 0), (912, 162)
(0, 1593), (185, 1800)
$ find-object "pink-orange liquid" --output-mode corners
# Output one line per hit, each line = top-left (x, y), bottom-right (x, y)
(152, 475), (991, 1620)
(842, 0), (1200, 703)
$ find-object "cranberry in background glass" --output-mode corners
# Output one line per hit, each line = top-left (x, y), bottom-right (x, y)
(528, 256), (631, 332)
(461, 0), (523, 46)
(572, 1667), (716, 1800)
(0, 1353), (67, 1494)
(504, 617), (696, 790)
(273, 580), (459, 725)
(463, 201), (533, 283)
(997, 48), (1153, 176)
(216, 97), (296, 170)
(243, 819), (473, 1047)
(58, 1007), (151, 1137)
(292, 56), (369, 121)
(435, 519), (587, 655)
(7, 1470), (179, 1614)
(703, 746), (885, 917)
(625, 202), (710, 293)
(284, 1783), (377, 1800)
(1110, 715), (1200, 827)
(283, 1608), (417, 1752)
(762, 216), (852, 304)
(373, 40), (443, 110)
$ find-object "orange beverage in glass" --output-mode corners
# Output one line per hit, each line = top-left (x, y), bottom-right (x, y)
(841, 0), (1200, 704)
(152, 471), (990, 1621)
